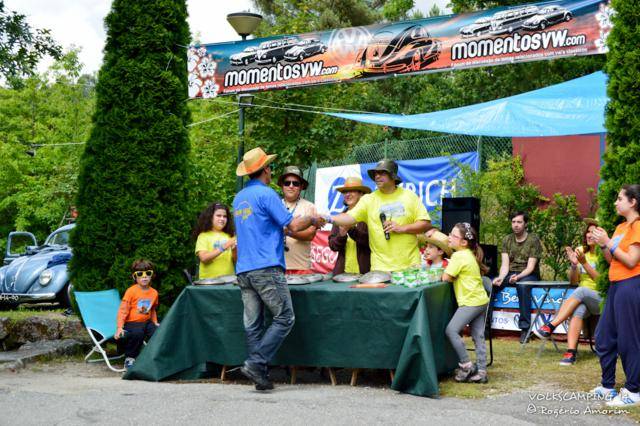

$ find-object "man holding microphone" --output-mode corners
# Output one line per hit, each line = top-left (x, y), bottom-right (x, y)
(326, 159), (432, 271)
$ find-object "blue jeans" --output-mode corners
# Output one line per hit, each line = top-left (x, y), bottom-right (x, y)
(237, 266), (295, 374)
(502, 272), (540, 330)
(596, 275), (640, 393)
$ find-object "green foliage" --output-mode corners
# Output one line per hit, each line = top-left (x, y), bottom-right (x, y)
(529, 194), (584, 280)
(0, 0), (62, 85)
(596, 0), (640, 294)
(0, 49), (93, 249)
(454, 154), (542, 245)
(454, 156), (584, 279)
(69, 0), (192, 313)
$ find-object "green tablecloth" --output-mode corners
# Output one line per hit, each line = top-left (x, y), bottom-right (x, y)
(124, 281), (458, 397)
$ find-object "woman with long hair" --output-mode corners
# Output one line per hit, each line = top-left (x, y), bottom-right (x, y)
(193, 202), (236, 279)
(442, 222), (490, 384)
(590, 184), (640, 407)
(533, 220), (601, 365)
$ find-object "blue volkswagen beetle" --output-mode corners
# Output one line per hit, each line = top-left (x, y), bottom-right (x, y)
(0, 224), (74, 307)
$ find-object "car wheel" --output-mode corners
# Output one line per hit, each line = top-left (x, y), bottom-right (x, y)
(243, 59), (249, 66)
(540, 21), (547, 30)
(272, 56), (277, 63)
(565, 14), (572, 21)
(508, 26), (513, 33)
(57, 282), (73, 308)
(299, 53), (305, 61)
(321, 47), (327, 53)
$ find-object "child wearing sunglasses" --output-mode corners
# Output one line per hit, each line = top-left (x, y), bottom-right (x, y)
(442, 223), (490, 384)
(115, 259), (160, 369)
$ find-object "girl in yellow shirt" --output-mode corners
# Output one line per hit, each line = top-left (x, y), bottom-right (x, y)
(443, 222), (490, 384)
(533, 220), (601, 366)
(193, 202), (236, 279)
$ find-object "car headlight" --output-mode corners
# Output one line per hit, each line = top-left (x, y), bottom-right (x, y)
(39, 270), (53, 286)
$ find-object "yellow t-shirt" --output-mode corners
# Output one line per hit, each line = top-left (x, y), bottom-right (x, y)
(444, 248), (489, 307)
(347, 187), (430, 272)
(577, 249), (598, 291)
(195, 231), (235, 279)
(344, 236), (359, 274)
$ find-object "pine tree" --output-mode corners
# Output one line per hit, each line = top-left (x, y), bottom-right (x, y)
(597, 0), (640, 293)
(69, 0), (192, 308)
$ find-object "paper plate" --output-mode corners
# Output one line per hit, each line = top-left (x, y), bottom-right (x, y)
(286, 275), (310, 285)
(193, 278), (226, 286)
(333, 273), (361, 283)
(304, 273), (324, 283)
(359, 271), (391, 283)
(217, 274), (238, 284)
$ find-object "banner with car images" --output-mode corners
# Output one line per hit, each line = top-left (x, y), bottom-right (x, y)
(188, 0), (613, 97)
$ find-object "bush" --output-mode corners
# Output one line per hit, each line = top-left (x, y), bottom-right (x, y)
(455, 155), (585, 279)
(69, 0), (192, 313)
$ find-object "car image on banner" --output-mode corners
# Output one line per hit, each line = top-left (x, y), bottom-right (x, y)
(284, 39), (327, 61)
(522, 5), (573, 30)
(355, 24), (441, 75)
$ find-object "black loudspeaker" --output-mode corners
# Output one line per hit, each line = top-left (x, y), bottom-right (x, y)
(480, 244), (498, 278)
(441, 197), (480, 236)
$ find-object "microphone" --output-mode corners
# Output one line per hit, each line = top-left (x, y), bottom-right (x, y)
(380, 213), (390, 240)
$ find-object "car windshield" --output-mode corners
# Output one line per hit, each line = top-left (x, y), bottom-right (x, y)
(244, 47), (256, 53)
(45, 230), (71, 247)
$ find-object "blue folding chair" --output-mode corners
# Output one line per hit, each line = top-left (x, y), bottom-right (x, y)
(75, 289), (125, 372)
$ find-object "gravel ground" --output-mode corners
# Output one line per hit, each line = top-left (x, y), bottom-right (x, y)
(0, 361), (635, 426)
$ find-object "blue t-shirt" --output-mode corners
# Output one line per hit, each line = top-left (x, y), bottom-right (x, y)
(233, 179), (293, 274)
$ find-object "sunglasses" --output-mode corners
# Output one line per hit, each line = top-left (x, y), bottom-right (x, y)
(133, 270), (154, 278)
(283, 180), (301, 187)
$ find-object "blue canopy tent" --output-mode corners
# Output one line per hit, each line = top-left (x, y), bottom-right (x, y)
(328, 72), (608, 137)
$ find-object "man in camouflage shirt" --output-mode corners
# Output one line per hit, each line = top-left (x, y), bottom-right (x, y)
(492, 211), (542, 343)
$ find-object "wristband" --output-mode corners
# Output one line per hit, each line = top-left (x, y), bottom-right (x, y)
(609, 245), (616, 255)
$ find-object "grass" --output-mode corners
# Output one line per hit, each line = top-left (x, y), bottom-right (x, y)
(0, 307), (72, 321)
(440, 337), (640, 421)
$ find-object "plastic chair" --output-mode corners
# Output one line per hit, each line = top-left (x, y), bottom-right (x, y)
(75, 289), (125, 372)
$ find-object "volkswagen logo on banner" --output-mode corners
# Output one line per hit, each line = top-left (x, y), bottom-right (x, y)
(327, 176), (346, 214)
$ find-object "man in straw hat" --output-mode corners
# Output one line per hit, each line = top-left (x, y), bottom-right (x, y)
(233, 147), (326, 391)
(325, 159), (432, 272)
(328, 177), (372, 275)
(278, 166), (317, 274)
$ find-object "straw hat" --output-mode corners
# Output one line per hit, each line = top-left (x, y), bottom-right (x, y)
(336, 177), (371, 194)
(277, 165), (309, 190)
(236, 147), (277, 177)
(422, 230), (453, 257)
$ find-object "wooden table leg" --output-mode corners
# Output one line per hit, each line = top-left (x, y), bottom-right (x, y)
(327, 368), (337, 386)
(350, 369), (360, 386)
(290, 366), (297, 384)
(389, 369), (395, 383)
(220, 365), (227, 381)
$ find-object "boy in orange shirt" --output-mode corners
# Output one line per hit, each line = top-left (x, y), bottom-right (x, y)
(115, 259), (159, 369)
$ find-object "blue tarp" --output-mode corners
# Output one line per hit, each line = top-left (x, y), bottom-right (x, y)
(328, 72), (608, 137)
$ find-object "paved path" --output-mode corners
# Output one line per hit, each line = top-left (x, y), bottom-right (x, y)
(0, 362), (634, 425)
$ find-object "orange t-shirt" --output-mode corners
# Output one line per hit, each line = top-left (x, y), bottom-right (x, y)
(116, 284), (159, 328)
(608, 221), (640, 282)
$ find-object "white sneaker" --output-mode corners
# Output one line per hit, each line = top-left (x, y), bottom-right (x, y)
(606, 388), (640, 407)
(590, 385), (618, 401)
